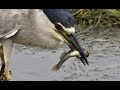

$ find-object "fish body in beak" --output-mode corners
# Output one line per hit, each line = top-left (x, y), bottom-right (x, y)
(63, 33), (89, 66)
(54, 24), (89, 66)
(52, 49), (89, 71)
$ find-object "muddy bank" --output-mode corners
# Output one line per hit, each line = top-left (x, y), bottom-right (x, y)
(3, 29), (120, 81)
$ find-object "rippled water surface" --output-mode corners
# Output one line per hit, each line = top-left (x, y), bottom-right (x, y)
(6, 29), (120, 81)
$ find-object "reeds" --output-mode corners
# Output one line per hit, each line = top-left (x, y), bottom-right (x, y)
(68, 9), (120, 31)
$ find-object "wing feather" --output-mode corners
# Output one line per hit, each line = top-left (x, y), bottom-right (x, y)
(0, 9), (21, 39)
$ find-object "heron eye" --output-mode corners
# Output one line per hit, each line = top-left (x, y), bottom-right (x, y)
(55, 24), (63, 30)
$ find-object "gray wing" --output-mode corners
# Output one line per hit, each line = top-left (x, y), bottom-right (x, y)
(0, 9), (21, 39)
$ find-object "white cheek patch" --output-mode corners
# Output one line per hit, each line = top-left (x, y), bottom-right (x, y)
(64, 27), (75, 34)
(57, 23), (75, 34)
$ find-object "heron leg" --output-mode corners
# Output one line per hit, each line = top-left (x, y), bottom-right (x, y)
(0, 44), (6, 80)
(0, 39), (13, 81)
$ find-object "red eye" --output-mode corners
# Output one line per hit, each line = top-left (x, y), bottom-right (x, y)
(55, 24), (63, 30)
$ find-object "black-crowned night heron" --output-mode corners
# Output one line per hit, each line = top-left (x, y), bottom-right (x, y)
(0, 9), (89, 81)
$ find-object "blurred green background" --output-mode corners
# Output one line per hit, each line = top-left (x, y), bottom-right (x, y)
(67, 9), (120, 31)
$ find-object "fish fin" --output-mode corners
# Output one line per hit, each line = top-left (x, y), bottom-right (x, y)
(52, 64), (60, 71)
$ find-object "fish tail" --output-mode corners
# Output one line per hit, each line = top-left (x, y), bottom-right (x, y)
(52, 64), (60, 71)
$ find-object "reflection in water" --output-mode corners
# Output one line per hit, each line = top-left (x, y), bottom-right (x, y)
(9, 29), (120, 81)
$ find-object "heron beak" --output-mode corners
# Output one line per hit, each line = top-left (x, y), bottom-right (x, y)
(59, 31), (89, 66)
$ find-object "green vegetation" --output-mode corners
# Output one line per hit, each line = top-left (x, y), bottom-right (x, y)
(68, 9), (120, 31)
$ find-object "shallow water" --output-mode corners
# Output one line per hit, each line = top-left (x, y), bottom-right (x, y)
(2, 29), (120, 81)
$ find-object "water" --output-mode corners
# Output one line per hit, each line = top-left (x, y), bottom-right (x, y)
(4, 29), (120, 81)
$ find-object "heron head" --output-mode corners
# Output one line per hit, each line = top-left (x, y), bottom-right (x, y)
(42, 9), (89, 66)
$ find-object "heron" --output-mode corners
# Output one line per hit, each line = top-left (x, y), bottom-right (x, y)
(0, 9), (89, 81)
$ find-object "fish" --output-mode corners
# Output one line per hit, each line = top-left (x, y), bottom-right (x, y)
(52, 49), (89, 71)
